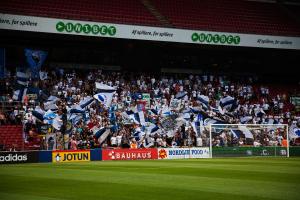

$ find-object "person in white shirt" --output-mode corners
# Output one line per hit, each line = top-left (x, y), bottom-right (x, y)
(110, 133), (117, 147)
(196, 137), (203, 147)
(116, 133), (123, 147)
(253, 140), (261, 147)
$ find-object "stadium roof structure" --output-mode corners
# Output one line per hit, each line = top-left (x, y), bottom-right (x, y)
(0, 0), (300, 50)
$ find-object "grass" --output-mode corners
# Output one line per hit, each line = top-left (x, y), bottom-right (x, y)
(0, 157), (300, 200)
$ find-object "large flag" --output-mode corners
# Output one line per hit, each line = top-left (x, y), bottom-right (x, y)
(230, 129), (242, 138)
(94, 92), (115, 107)
(69, 104), (85, 114)
(95, 82), (116, 91)
(93, 127), (110, 145)
(47, 96), (59, 102)
(124, 111), (144, 125)
(31, 106), (45, 122)
(24, 49), (47, 79)
(175, 91), (187, 99)
(219, 96), (237, 111)
(43, 110), (57, 124)
(191, 114), (203, 136)
(16, 70), (29, 86)
(290, 127), (300, 138)
(0, 48), (5, 79)
(12, 88), (28, 102)
(197, 95), (209, 109)
(79, 97), (94, 109)
(240, 116), (252, 124)
(98, 129), (110, 145)
(52, 116), (63, 130)
(39, 71), (48, 80)
(44, 100), (58, 111)
(238, 126), (253, 139)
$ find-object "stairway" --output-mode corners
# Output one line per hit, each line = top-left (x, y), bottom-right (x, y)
(140, 0), (173, 28)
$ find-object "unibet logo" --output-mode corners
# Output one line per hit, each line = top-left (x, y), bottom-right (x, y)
(191, 32), (241, 45)
(0, 154), (28, 162)
(56, 21), (65, 32)
(55, 21), (117, 36)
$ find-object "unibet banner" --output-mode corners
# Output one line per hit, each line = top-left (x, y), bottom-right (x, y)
(52, 150), (90, 163)
(1, 13), (300, 49)
(158, 147), (210, 159)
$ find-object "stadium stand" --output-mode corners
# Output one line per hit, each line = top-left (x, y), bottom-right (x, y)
(1, 67), (299, 151)
(0, 0), (160, 26)
(150, 0), (300, 36)
(1, 0), (300, 35)
(0, 125), (23, 151)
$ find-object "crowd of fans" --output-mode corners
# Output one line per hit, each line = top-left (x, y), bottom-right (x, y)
(0, 68), (299, 150)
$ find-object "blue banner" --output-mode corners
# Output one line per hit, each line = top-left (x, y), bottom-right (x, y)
(24, 49), (47, 79)
(0, 48), (5, 79)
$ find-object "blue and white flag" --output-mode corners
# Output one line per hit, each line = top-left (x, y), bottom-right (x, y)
(231, 129), (242, 138)
(175, 91), (187, 99)
(52, 116), (63, 130)
(255, 108), (266, 117)
(160, 107), (172, 117)
(69, 105), (85, 114)
(240, 116), (253, 124)
(203, 118), (226, 133)
(98, 129), (111, 145)
(133, 128), (145, 141)
(128, 111), (144, 125)
(238, 126), (253, 139)
(24, 49), (47, 79)
(94, 92), (115, 107)
(197, 95), (209, 109)
(79, 97), (94, 109)
(191, 114), (203, 136)
(12, 88), (28, 102)
(31, 106), (45, 121)
(39, 71), (48, 80)
(95, 82), (116, 91)
(291, 128), (300, 138)
(138, 111), (146, 125)
(31, 110), (44, 122)
(93, 127), (110, 145)
(47, 96), (59, 102)
(44, 100), (58, 111)
(219, 96), (237, 111)
(68, 113), (83, 125)
(43, 110), (57, 124)
(150, 125), (161, 135)
(16, 70), (29, 86)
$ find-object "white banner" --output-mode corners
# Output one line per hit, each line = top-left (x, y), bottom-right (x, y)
(1, 13), (300, 49)
(158, 147), (210, 159)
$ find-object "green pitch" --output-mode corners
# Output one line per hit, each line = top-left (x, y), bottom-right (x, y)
(0, 158), (300, 200)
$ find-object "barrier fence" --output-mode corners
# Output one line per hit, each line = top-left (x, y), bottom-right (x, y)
(1, 147), (300, 164)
